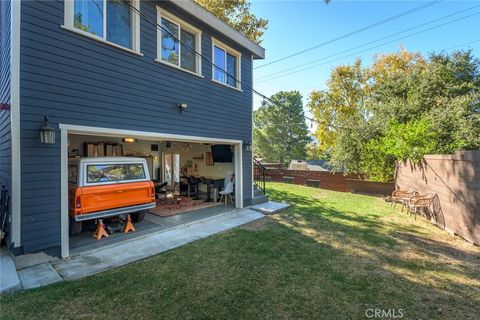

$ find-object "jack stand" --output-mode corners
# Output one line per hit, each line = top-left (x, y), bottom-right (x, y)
(123, 214), (136, 233)
(93, 219), (109, 240)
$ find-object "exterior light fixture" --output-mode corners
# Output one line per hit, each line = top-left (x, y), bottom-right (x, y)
(244, 140), (252, 152)
(39, 116), (56, 144)
(122, 137), (136, 143)
(178, 103), (188, 113)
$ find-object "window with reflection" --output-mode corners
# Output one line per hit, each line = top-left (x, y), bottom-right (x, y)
(213, 46), (226, 83)
(74, 0), (104, 37)
(106, 0), (132, 49)
(158, 10), (201, 75)
(212, 41), (240, 89)
(71, 0), (136, 50)
(181, 29), (196, 73)
(161, 18), (180, 66)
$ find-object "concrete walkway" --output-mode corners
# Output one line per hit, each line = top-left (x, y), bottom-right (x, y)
(54, 208), (264, 280)
(0, 247), (21, 293)
(251, 201), (291, 215)
(3, 206), (268, 292)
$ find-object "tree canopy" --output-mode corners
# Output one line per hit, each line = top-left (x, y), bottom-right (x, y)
(254, 91), (310, 165)
(308, 49), (480, 181)
(194, 0), (268, 44)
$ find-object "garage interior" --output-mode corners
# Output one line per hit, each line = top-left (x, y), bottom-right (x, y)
(67, 133), (239, 254)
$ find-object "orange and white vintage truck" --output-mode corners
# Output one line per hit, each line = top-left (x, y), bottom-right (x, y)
(68, 157), (156, 235)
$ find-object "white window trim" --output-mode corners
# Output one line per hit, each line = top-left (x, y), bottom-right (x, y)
(156, 7), (202, 76)
(63, 0), (141, 55)
(211, 37), (242, 90)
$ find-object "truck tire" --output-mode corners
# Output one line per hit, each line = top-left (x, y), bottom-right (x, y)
(69, 218), (83, 236)
(131, 211), (146, 223)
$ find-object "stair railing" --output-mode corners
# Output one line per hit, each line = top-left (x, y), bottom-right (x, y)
(253, 158), (266, 195)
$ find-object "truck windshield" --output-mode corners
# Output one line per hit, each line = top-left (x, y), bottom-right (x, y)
(87, 163), (146, 183)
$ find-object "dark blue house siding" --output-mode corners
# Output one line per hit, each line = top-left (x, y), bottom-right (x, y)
(19, 0), (254, 253)
(0, 0), (12, 245)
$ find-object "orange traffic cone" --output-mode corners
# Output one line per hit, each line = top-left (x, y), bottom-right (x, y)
(123, 215), (136, 233)
(93, 219), (109, 240)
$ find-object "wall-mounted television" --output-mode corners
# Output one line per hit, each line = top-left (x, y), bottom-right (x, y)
(211, 145), (233, 163)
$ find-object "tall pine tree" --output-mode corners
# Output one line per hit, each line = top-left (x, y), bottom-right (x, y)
(254, 91), (310, 165)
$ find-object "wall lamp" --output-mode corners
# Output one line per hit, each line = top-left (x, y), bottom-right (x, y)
(39, 116), (56, 144)
(178, 103), (188, 113)
(122, 137), (137, 143)
(244, 140), (252, 152)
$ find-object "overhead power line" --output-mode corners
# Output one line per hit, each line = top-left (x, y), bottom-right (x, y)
(254, 0), (443, 70)
(297, 39), (480, 93)
(121, 0), (321, 126)
(441, 39), (480, 51)
(256, 10), (480, 84)
(122, 1), (478, 129)
(255, 4), (480, 82)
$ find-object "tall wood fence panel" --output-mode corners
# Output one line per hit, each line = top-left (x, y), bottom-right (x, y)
(395, 151), (480, 245)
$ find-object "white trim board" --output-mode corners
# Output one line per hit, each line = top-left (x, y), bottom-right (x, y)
(10, 0), (21, 248)
(59, 124), (243, 144)
(60, 124), (244, 258)
(60, 129), (68, 258)
(250, 55), (254, 199)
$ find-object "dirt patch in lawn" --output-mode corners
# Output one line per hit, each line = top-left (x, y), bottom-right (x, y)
(240, 217), (276, 230)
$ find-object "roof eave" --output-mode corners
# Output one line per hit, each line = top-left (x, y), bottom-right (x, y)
(170, 0), (265, 59)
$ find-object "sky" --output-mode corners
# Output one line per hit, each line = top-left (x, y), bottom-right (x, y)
(249, 0), (480, 120)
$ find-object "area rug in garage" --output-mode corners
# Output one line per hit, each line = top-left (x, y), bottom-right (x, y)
(149, 197), (223, 217)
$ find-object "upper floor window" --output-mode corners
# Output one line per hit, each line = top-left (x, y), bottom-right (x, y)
(156, 7), (202, 75)
(64, 0), (141, 53)
(212, 38), (241, 90)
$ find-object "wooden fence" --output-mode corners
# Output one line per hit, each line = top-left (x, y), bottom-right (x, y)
(395, 151), (480, 245)
(258, 168), (394, 196)
(346, 179), (395, 196)
(262, 169), (355, 192)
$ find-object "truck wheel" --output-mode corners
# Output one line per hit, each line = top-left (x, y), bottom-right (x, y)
(131, 211), (146, 223)
(69, 218), (83, 236)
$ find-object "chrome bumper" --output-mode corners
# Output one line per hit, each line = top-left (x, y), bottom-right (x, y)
(74, 202), (156, 222)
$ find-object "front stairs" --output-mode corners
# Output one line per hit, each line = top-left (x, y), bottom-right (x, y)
(252, 184), (269, 205)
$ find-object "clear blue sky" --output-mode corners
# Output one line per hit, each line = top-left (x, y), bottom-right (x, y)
(250, 0), (480, 117)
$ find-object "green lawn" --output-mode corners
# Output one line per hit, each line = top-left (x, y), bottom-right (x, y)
(2, 182), (479, 319)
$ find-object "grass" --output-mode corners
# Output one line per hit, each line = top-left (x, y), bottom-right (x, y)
(1, 182), (479, 319)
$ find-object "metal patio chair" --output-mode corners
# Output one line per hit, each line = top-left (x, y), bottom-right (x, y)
(391, 189), (419, 212)
(408, 192), (438, 220)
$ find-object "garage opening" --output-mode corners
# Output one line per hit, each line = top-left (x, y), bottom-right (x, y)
(63, 130), (242, 256)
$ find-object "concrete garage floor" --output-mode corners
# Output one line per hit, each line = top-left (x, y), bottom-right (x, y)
(69, 204), (235, 255)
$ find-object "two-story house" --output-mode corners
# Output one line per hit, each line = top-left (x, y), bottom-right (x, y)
(0, 0), (265, 258)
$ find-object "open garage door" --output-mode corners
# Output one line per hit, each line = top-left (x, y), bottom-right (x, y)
(59, 124), (244, 257)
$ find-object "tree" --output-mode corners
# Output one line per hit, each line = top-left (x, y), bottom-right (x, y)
(308, 59), (372, 172)
(254, 91), (310, 165)
(194, 0), (268, 44)
(309, 49), (480, 181)
(305, 141), (328, 161)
